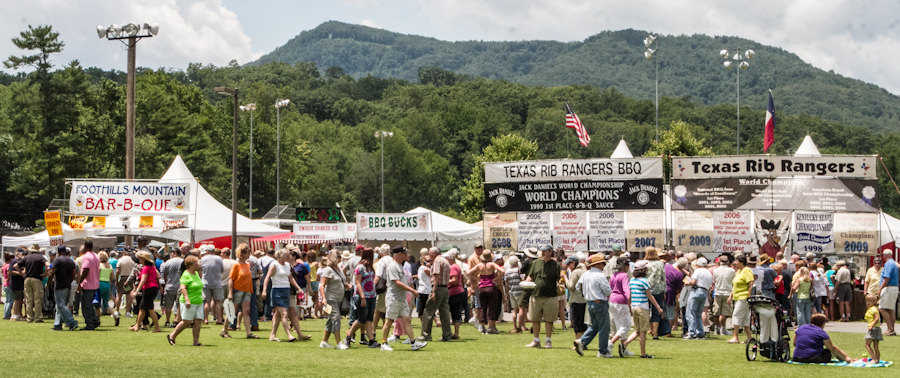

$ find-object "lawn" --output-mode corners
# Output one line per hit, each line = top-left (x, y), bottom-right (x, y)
(1, 305), (894, 377)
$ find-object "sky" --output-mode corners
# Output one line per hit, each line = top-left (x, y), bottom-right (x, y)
(1, 0), (899, 95)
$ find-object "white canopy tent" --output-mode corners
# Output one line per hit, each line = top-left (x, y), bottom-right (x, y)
(1, 223), (118, 251)
(157, 155), (285, 243)
(357, 207), (483, 256)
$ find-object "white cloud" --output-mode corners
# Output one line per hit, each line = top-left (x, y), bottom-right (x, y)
(360, 19), (380, 29)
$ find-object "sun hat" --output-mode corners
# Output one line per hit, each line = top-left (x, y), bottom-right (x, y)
(587, 254), (607, 267)
(479, 250), (494, 263)
(341, 250), (352, 260)
(523, 247), (539, 259)
(136, 251), (154, 263)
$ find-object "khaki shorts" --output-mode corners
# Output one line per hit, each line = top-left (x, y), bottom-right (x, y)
(880, 286), (898, 310)
(376, 293), (386, 313)
(385, 297), (411, 320)
(510, 293), (524, 309)
(529, 296), (558, 323)
(712, 295), (733, 317)
(632, 307), (651, 333)
(733, 299), (751, 327)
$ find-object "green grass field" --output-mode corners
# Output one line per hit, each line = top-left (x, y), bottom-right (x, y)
(1, 305), (893, 377)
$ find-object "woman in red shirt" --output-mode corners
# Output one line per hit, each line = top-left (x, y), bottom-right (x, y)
(130, 251), (161, 333)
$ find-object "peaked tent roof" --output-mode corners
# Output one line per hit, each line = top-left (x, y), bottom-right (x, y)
(610, 139), (634, 158)
(406, 207), (482, 240)
(158, 155), (285, 242)
(794, 135), (822, 157)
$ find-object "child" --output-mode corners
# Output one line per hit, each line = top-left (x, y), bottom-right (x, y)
(864, 294), (882, 363)
(621, 261), (663, 358)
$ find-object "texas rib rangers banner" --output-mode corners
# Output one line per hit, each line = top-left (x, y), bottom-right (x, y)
(670, 178), (878, 212)
(672, 155), (876, 179)
(69, 181), (191, 215)
(485, 158), (663, 183)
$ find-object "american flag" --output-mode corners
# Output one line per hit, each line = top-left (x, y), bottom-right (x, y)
(565, 103), (590, 147)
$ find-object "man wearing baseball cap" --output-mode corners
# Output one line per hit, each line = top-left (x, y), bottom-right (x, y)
(574, 254), (612, 357)
(48, 246), (78, 331)
(524, 244), (560, 349)
(379, 246), (427, 351)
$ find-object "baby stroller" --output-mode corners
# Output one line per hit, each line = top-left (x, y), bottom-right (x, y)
(745, 295), (791, 362)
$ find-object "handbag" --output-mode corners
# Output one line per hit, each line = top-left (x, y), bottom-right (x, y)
(340, 290), (352, 315)
(375, 276), (387, 294)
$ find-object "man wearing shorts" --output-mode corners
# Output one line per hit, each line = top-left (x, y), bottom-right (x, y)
(379, 246), (427, 351)
(524, 244), (560, 349)
(160, 248), (184, 327)
(712, 256), (735, 335)
(834, 261), (853, 322)
(114, 252), (136, 317)
(879, 250), (899, 336)
(200, 246), (224, 324)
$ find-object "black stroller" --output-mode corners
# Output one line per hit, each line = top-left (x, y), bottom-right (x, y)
(745, 295), (791, 362)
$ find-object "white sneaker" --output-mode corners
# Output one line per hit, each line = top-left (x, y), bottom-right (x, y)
(336, 342), (349, 350)
(319, 341), (334, 349)
(386, 335), (398, 343)
(125, 312), (133, 318)
(411, 340), (427, 351)
(623, 347), (635, 357)
(380, 343), (394, 351)
(468, 317), (479, 326)
(544, 340), (552, 349)
(401, 338), (412, 344)
(598, 352), (615, 358)
(113, 311), (120, 318)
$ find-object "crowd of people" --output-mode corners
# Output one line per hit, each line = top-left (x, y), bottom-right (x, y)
(2, 238), (897, 363)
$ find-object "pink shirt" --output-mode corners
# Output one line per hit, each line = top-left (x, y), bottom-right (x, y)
(609, 271), (630, 305)
(1, 264), (9, 287)
(80, 251), (100, 290)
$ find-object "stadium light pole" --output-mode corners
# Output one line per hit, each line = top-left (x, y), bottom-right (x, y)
(274, 99), (290, 211)
(643, 34), (660, 143)
(374, 130), (394, 212)
(240, 103), (257, 218)
(215, 86), (239, 252)
(720, 48), (755, 154)
(97, 22), (158, 248)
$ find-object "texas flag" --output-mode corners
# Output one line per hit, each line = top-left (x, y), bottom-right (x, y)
(764, 90), (776, 153)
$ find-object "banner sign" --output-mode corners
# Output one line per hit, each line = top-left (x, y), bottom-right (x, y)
(793, 211), (835, 254)
(552, 211), (588, 251)
(671, 178), (878, 212)
(69, 181), (191, 215)
(673, 211), (714, 253)
(68, 215), (87, 230)
(163, 216), (186, 231)
(713, 211), (754, 253)
(44, 211), (63, 237)
(588, 211), (626, 252)
(833, 212), (878, 254)
(672, 155), (876, 179)
(291, 223), (355, 242)
(753, 211), (791, 252)
(484, 179), (664, 212)
(625, 211), (665, 252)
(139, 216), (154, 229)
(483, 213), (518, 252)
(295, 207), (343, 223)
(356, 212), (429, 232)
(484, 157), (663, 183)
(91, 216), (106, 229)
(517, 212), (552, 251)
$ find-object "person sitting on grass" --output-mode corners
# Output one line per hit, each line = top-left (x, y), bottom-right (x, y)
(864, 294), (882, 363)
(621, 260), (663, 359)
(168, 255), (204, 346)
(792, 313), (851, 363)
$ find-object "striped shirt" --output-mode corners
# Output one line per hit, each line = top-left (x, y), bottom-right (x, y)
(629, 277), (651, 310)
(505, 267), (523, 297)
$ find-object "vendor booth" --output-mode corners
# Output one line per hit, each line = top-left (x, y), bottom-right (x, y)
(357, 207), (482, 257)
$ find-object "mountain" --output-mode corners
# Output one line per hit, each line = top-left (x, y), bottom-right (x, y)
(253, 21), (899, 133)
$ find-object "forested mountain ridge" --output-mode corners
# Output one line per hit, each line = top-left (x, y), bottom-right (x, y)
(254, 21), (899, 133)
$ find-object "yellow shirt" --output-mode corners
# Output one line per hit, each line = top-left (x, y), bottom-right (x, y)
(866, 305), (881, 328)
(865, 267), (883, 296)
(732, 267), (754, 300)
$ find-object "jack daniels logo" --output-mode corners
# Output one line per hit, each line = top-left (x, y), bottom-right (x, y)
(483, 179), (664, 212)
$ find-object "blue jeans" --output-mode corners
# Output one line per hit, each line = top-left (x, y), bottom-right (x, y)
(249, 279), (259, 327)
(348, 293), (359, 329)
(687, 288), (707, 338)
(55, 288), (78, 328)
(3, 286), (13, 319)
(80, 289), (100, 328)
(581, 301), (610, 354)
(796, 298), (812, 326)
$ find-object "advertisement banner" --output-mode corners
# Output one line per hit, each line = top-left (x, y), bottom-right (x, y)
(484, 157), (663, 183)
(139, 216), (154, 229)
(44, 211), (63, 237)
(833, 212), (878, 254)
(752, 211), (791, 252)
(484, 179), (664, 212)
(588, 211), (626, 252)
(68, 216), (87, 230)
(291, 223), (355, 243)
(713, 211), (754, 253)
(670, 178), (878, 212)
(91, 216), (106, 229)
(517, 212), (552, 251)
(483, 213), (518, 252)
(69, 181), (191, 215)
(672, 155), (876, 179)
(162, 216), (186, 231)
(356, 212), (430, 232)
(672, 211), (714, 253)
(793, 211), (835, 254)
(552, 211), (588, 251)
(625, 211), (665, 252)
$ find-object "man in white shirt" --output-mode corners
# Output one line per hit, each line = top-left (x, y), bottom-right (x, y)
(685, 258), (712, 339)
(379, 246), (427, 351)
(574, 254), (612, 358)
(712, 256), (735, 335)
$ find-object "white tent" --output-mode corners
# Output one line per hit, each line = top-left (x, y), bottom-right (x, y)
(357, 207), (483, 255)
(157, 155), (286, 242)
(1, 223), (117, 251)
(880, 211), (900, 247)
(794, 135), (822, 157)
(610, 139), (634, 158)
